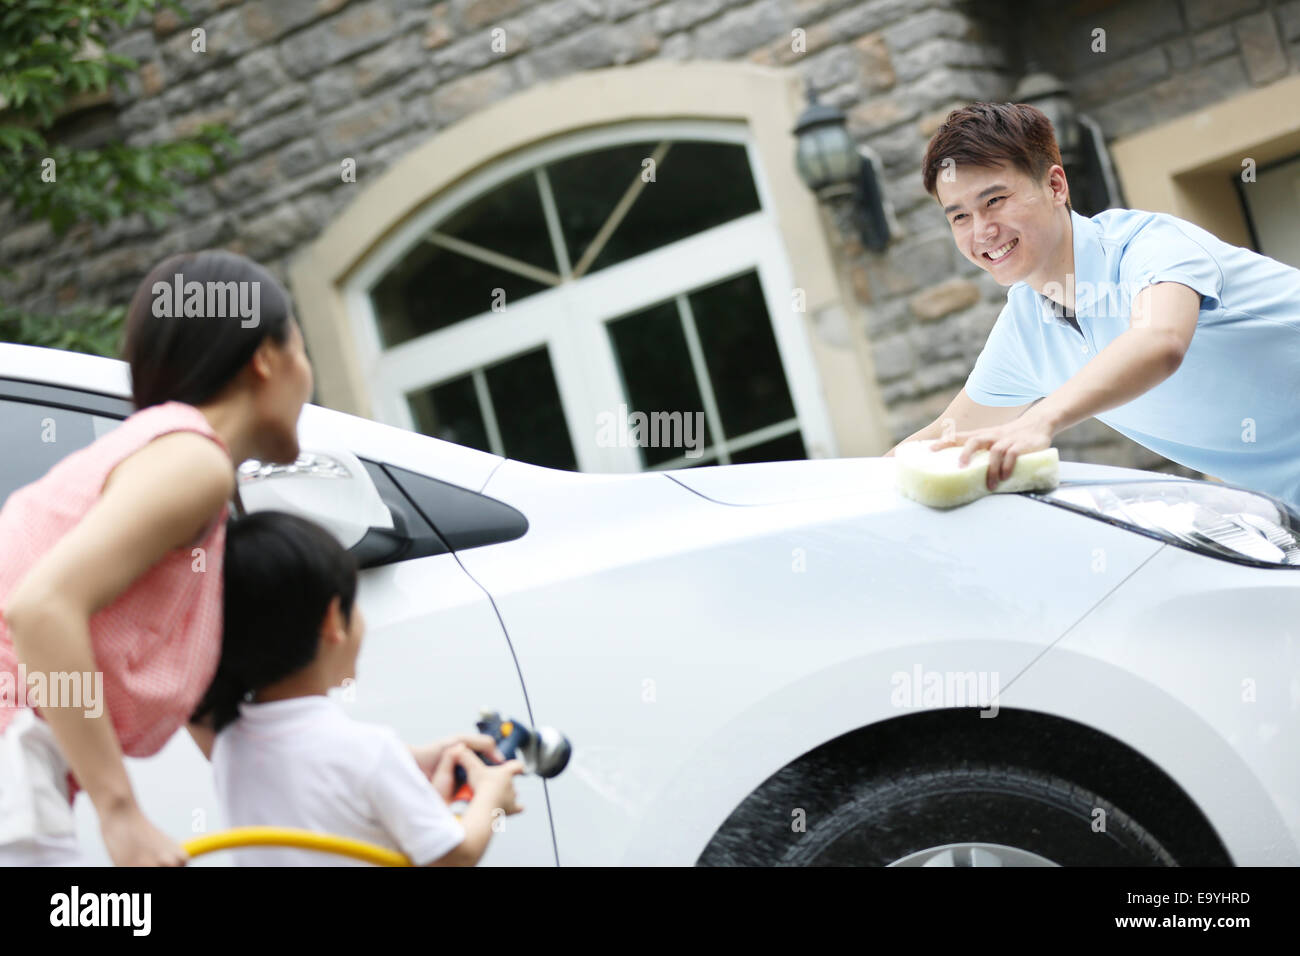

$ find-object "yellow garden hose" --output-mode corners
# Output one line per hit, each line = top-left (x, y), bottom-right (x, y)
(183, 827), (413, 866)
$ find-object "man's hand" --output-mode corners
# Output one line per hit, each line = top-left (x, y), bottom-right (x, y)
(884, 389), (1042, 459)
(930, 408), (1057, 491)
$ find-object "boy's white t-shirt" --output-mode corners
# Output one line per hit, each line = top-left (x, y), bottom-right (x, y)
(211, 695), (465, 866)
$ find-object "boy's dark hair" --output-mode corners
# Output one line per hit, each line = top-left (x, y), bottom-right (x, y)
(122, 249), (293, 411)
(921, 102), (1070, 210)
(192, 510), (358, 733)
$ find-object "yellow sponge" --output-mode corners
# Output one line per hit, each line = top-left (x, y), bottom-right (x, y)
(894, 438), (1060, 508)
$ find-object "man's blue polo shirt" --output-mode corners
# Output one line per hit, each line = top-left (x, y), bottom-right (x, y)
(964, 207), (1300, 512)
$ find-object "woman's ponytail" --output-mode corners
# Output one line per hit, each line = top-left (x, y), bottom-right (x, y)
(191, 669), (250, 734)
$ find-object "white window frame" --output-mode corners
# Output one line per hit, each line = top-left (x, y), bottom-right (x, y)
(344, 119), (838, 473)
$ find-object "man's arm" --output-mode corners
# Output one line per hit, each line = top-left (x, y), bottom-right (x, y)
(931, 281), (1200, 486)
(883, 387), (1038, 457)
(1029, 282), (1198, 435)
(886, 282), (1196, 460)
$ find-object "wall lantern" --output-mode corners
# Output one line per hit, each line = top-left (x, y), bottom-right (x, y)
(1013, 70), (1082, 166)
(793, 83), (892, 252)
(1013, 69), (1124, 214)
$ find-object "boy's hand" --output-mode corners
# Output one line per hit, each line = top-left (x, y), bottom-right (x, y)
(412, 733), (504, 779)
(430, 746), (460, 803)
(460, 746), (526, 816)
(481, 763), (525, 816)
(435, 744), (525, 814)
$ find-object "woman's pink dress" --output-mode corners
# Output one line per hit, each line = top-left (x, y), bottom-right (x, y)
(0, 400), (231, 808)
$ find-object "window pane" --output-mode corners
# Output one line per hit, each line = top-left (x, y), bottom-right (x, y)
(548, 140), (761, 276)
(371, 171), (556, 347)
(448, 170), (556, 273)
(407, 349), (576, 469)
(484, 348), (577, 471)
(0, 401), (99, 506)
(546, 139), (657, 272)
(407, 374), (490, 453)
(689, 271), (796, 436)
(729, 430), (807, 465)
(651, 454), (720, 470)
(607, 299), (715, 467)
(1241, 153), (1300, 269)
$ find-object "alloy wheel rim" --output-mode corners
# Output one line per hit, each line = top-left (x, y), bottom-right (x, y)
(886, 842), (1061, 867)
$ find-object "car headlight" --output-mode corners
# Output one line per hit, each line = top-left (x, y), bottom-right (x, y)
(238, 453), (351, 483)
(1027, 480), (1300, 568)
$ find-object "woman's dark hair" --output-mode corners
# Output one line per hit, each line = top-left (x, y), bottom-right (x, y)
(122, 250), (293, 410)
(192, 510), (358, 733)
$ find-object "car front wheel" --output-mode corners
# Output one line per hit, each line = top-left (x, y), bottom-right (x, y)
(779, 763), (1178, 866)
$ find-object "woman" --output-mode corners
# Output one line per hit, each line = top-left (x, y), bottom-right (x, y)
(0, 250), (313, 865)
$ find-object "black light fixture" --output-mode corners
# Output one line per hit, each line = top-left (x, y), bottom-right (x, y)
(1013, 70), (1081, 166)
(1013, 68), (1123, 215)
(793, 82), (891, 252)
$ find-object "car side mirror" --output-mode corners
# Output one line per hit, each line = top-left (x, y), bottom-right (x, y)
(236, 447), (395, 550)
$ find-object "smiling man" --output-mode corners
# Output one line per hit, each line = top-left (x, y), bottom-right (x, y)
(886, 102), (1300, 513)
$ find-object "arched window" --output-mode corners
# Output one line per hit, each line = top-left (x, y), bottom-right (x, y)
(347, 121), (836, 472)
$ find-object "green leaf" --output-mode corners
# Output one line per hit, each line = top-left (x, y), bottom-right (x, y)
(1, 0), (237, 356)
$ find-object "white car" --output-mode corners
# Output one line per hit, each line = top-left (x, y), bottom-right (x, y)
(2, 342), (1297, 867)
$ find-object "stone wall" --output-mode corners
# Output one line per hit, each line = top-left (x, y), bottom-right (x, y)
(3, 0), (1296, 478)
(1021, 0), (1300, 141)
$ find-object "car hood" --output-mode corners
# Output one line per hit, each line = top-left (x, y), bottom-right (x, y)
(661, 456), (1188, 506)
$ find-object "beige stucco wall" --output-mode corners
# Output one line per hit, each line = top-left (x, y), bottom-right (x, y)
(1111, 73), (1300, 245)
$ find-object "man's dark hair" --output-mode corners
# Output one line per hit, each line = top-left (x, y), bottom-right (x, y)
(122, 249), (293, 410)
(192, 511), (358, 733)
(922, 102), (1070, 210)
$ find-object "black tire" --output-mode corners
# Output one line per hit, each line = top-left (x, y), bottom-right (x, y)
(779, 762), (1178, 866)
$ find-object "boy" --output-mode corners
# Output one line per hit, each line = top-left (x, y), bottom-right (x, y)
(887, 102), (1300, 513)
(196, 510), (523, 866)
